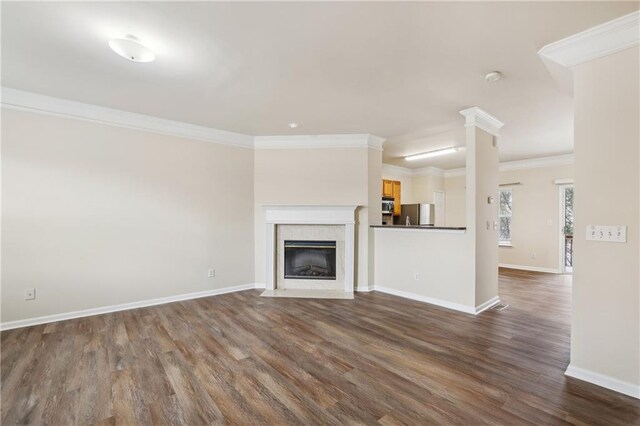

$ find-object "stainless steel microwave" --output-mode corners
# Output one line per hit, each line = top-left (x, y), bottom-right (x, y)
(382, 198), (394, 214)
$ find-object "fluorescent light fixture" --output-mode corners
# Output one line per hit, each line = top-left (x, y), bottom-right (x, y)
(109, 35), (155, 63)
(405, 146), (463, 161)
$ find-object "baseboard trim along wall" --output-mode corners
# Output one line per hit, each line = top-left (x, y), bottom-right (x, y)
(374, 285), (476, 314)
(475, 296), (501, 314)
(0, 283), (258, 331)
(499, 263), (562, 274)
(565, 364), (640, 399)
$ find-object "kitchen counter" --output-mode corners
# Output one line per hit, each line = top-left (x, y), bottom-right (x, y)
(371, 225), (466, 230)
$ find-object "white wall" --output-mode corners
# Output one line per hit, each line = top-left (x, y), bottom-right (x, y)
(445, 163), (574, 272)
(253, 147), (380, 290)
(1, 108), (255, 323)
(571, 46), (639, 393)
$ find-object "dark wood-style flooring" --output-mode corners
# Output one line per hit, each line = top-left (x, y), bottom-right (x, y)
(2, 269), (639, 425)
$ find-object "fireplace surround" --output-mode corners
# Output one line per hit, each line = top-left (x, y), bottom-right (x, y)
(262, 205), (357, 295)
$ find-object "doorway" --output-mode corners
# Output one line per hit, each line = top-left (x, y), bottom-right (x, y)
(559, 184), (574, 274)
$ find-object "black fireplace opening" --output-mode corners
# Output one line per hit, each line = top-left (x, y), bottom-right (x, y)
(284, 240), (337, 280)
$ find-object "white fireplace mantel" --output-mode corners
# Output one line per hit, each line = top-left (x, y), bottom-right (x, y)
(262, 205), (358, 293)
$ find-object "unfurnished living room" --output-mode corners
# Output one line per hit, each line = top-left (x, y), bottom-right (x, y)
(1, 1), (639, 425)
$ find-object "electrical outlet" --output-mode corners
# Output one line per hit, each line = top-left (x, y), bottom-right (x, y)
(414, 272), (420, 281)
(547, 219), (553, 226)
(24, 288), (36, 301)
(531, 252), (536, 259)
(208, 268), (215, 278)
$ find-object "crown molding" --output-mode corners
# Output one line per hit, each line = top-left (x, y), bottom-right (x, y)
(382, 163), (445, 178)
(538, 11), (639, 68)
(500, 154), (574, 171)
(443, 154), (574, 177)
(254, 134), (385, 151)
(1, 88), (389, 151)
(1, 87), (255, 149)
(382, 163), (414, 177)
(459, 107), (504, 136)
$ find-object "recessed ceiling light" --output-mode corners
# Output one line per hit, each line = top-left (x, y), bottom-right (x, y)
(288, 122), (299, 129)
(485, 71), (502, 82)
(109, 35), (155, 63)
(405, 146), (463, 161)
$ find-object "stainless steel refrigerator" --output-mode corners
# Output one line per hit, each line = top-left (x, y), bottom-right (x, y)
(394, 203), (435, 226)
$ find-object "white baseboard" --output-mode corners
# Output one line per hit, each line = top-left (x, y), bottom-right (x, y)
(355, 285), (373, 292)
(475, 296), (501, 314)
(374, 285), (475, 314)
(499, 263), (561, 274)
(565, 364), (640, 399)
(254, 282), (266, 289)
(0, 283), (257, 331)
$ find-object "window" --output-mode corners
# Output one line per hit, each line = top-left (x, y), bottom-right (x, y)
(499, 188), (512, 245)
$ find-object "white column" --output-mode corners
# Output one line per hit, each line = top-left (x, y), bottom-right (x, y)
(265, 223), (276, 290)
(460, 107), (503, 312)
(344, 222), (355, 292)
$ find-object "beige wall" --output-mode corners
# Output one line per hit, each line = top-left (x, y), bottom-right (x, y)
(411, 174), (445, 204)
(445, 175), (466, 227)
(499, 165), (573, 272)
(374, 123), (500, 312)
(374, 228), (474, 308)
(1, 108), (255, 323)
(571, 46), (639, 389)
(466, 127), (499, 307)
(367, 149), (383, 287)
(253, 147), (379, 290)
(445, 164), (574, 272)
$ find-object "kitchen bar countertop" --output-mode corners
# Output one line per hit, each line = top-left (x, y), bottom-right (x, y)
(371, 225), (466, 230)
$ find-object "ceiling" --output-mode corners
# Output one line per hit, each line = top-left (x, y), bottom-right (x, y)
(2, 2), (637, 169)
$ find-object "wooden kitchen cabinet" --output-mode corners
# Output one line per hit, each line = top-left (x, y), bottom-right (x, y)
(382, 179), (402, 216)
(382, 180), (394, 198)
(393, 181), (401, 216)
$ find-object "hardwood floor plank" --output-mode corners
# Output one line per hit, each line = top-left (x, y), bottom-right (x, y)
(2, 269), (639, 425)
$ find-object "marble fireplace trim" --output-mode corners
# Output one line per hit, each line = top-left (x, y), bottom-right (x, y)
(263, 205), (357, 293)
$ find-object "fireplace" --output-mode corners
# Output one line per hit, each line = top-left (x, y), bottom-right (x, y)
(284, 240), (337, 280)
(263, 205), (357, 294)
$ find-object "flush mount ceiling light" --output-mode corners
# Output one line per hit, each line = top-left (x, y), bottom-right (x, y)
(485, 71), (503, 82)
(405, 146), (463, 162)
(288, 122), (300, 129)
(108, 35), (155, 63)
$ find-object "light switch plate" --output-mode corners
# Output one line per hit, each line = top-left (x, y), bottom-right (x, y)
(586, 225), (627, 243)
